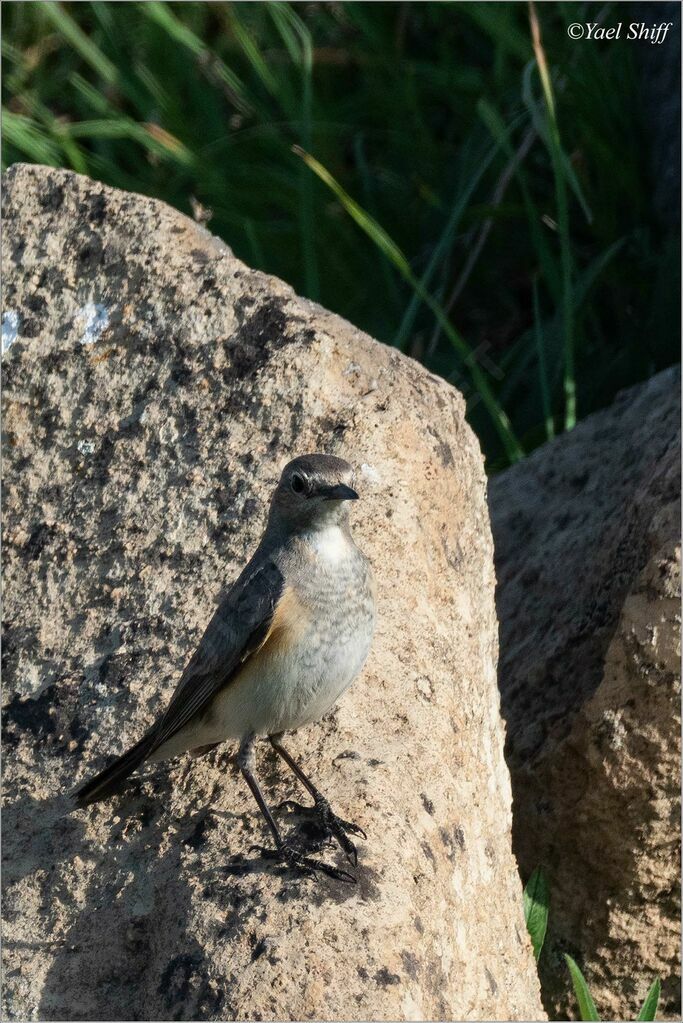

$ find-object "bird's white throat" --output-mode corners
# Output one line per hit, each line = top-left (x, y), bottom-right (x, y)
(308, 524), (349, 564)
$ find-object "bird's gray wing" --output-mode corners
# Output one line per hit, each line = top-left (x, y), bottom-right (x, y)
(150, 557), (285, 751)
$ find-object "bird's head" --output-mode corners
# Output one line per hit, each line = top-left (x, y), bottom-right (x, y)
(268, 453), (359, 532)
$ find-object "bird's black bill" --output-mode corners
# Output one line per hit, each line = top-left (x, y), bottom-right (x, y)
(319, 483), (359, 501)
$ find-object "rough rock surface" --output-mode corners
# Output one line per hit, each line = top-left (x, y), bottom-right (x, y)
(490, 367), (681, 1020)
(1, 165), (544, 1022)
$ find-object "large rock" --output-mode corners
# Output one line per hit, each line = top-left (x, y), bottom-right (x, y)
(1, 165), (544, 1022)
(490, 368), (681, 1020)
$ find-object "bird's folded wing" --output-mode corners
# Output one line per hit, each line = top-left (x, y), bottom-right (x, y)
(150, 558), (285, 751)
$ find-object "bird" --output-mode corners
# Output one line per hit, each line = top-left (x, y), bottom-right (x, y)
(72, 453), (376, 881)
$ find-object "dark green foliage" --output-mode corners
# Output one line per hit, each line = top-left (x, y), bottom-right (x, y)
(564, 955), (661, 1021)
(637, 979), (662, 1022)
(3, 2), (678, 468)
(564, 954), (601, 1021)
(523, 865), (549, 961)
(522, 868), (662, 1021)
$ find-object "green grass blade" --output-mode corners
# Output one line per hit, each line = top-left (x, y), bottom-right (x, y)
(51, 126), (89, 175)
(460, 3), (531, 62)
(270, 3), (319, 300)
(1, 39), (22, 63)
(477, 97), (561, 304)
(244, 219), (266, 270)
(268, 2), (299, 64)
(37, 3), (150, 112)
(564, 954), (600, 1021)
(528, 3), (576, 431)
(523, 865), (550, 960)
(294, 145), (412, 275)
(295, 145), (524, 463)
(394, 137), (502, 351)
(138, 0), (203, 55)
(559, 146), (592, 226)
(532, 281), (554, 441)
(2, 109), (62, 164)
(230, 12), (279, 100)
(67, 118), (194, 167)
(297, 29), (317, 301)
(353, 132), (401, 313)
(40, 1), (118, 86)
(69, 72), (114, 115)
(66, 120), (140, 139)
(573, 238), (625, 306)
(520, 60), (591, 225)
(637, 979), (661, 1021)
(18, 92), (91, 175)
(139, 1), (253, 115)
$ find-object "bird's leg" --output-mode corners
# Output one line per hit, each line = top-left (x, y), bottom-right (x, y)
(236, 734), (354, 883)
(269, 733), (366, 866)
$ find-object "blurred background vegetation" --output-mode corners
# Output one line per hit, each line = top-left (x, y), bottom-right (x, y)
(2, 1), (679, 469)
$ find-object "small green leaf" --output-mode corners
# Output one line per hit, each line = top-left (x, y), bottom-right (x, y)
(564, 954), (600, 1021)
(523, 866), (549, 960)
(637, 979), (661, 1021)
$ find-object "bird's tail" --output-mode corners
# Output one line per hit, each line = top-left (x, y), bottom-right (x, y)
(71, 730), (158, 809)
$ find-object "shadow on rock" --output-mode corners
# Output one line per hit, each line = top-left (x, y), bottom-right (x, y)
(26, 788), (219, 1021)
(5, 770), (362, 1020)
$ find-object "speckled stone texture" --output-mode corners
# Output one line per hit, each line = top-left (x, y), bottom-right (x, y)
(1, 165), (544, 1022)
(491, 367), (681, 1021)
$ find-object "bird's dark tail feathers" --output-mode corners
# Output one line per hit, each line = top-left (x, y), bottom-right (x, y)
(72, 730), (158, 809)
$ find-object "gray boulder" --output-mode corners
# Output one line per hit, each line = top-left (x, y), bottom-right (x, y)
(491, 367), (681, 1020)
(2, 164), (544, 1021)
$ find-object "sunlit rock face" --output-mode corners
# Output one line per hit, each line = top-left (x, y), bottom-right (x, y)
(2, 164), (544, 1022)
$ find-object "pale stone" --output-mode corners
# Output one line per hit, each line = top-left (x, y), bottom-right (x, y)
(2, 165), (543, 1022)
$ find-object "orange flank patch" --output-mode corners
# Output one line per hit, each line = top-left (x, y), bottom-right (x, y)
(260, 585), (311, 656)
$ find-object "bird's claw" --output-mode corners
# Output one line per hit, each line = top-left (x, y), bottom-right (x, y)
(249, 842), (356, 883)
(276, 796), (366, 866)
(315, 796), (366, 866)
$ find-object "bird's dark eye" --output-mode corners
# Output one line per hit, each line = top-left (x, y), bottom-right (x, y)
(290, 473), (305, 495)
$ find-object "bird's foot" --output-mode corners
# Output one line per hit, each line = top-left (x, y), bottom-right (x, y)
(249, 840), (355, 883)
(277, 796), (366, 866)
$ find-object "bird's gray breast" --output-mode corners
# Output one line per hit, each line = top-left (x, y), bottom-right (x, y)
(281, 527), (376, 724)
